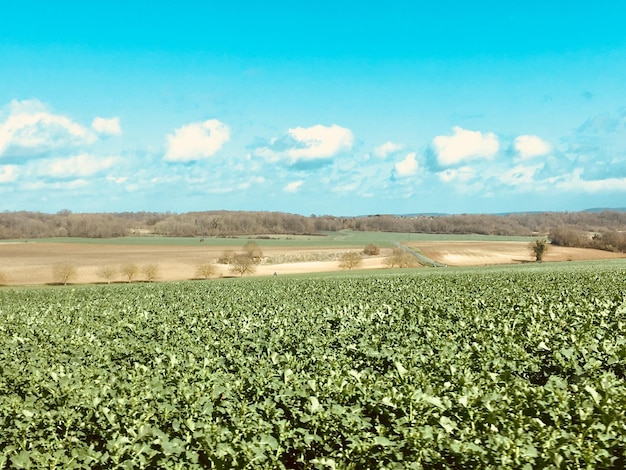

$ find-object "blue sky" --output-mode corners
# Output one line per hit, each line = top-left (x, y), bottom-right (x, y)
(1, 1), (626, 215)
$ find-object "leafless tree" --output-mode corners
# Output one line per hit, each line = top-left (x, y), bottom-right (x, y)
(243, 241), (263, 263)
(385, 248), (419, 268)
(217, 250), (235, 264)
(142, 264), (160, 282)
(339, 252), (362, 271)
(96, 265), (117, 284)
(53, 263), (77, 285)
(229, 254), (257, 277)
(195, 263), (217, 280)
(120, 263), (139, 283)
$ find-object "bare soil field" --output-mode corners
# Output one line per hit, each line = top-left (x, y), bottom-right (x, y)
(0, 242), (387, 286)
(411, 241), (626, 266)
(1, 240), (624, 286)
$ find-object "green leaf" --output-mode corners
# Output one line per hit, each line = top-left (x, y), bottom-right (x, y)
(373, 436), (394, 446)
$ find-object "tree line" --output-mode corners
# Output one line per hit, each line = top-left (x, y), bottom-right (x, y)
(1, 209), (626, 251)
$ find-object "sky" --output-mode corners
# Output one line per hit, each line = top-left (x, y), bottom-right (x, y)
(1, 1), (626, 216)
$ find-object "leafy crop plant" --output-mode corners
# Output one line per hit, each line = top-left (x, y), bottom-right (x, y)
(0, 264), (625, 468)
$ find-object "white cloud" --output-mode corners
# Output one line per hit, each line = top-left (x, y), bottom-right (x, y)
(556, 169), (626, 192)
(0, 165), (18, 183)
(394, 152), (418, 177)
(92, 117), (122, 136)
(107, 176), (128, 184)
(332, 182), (360, 193)
(513, 135), (551, 159)
(254, 124), (353, 165)
(0, 99), (96, 156)
(38, 154), (118, 178)
(438, 166), (476, 183)
(498, 164), (542, 187)
(284, 180), (303, 193)
(431, 126), (499, 166)
(23, 179), (90, 191)
(164, 119), (230, 162)
(374, 141), (403, 158)
(288, 125), (353, 160)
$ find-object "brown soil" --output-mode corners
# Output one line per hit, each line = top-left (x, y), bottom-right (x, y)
(411, 241), (626, 266)
(0, 242), (389, 286)
(1, 240), (623, 286)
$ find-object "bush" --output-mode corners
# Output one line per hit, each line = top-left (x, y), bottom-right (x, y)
(549, 226), (585, 247)
(530, 239), (549, 262)
(195, 263), (217, 280)
(363, 243), (380, 256)
(217, 250), (235, 265)
(385, 248), (419, 268)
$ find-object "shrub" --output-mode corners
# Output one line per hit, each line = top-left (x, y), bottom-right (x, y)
(363, 243), (380, 256)
(195, 263), (217, 280)
(530, 239), (549, 262)
(385, 248), (419, 268)
(217, 250), (235, 265)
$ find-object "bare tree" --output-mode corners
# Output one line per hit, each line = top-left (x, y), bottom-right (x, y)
(195, 263), (217, 280)
(0, 270), (7, 286)
(142, 263), (160, 282)
(120, 263), (139, 283)
(339, 252), (362, 271)
(96, 265), (117, 284)
(217, 250), (235, 264)
(52, 263), (77, 285)
(530, 239), (549, 262)
(385, 248), (419, 268)
(243, 241), (263, 263)
(229, 253), (257, 277)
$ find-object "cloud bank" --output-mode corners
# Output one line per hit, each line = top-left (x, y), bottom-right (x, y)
(0, 99), (96, 157)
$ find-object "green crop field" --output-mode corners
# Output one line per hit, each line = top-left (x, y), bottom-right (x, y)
(1, 264), (625, 468)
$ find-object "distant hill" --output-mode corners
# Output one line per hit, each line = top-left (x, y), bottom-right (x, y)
(584, 207), (626, 213)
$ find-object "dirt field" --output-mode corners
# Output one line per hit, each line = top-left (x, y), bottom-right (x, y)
(412, 241), (626, 266)
(0, 242), (389, 285)
(1, 240), (624, 286)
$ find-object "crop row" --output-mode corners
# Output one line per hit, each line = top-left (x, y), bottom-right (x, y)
(0, 265), (625, 468)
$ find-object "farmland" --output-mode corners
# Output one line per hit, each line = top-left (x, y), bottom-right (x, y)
(1, 262), (625, 468)
(1, 231), (624, 285)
